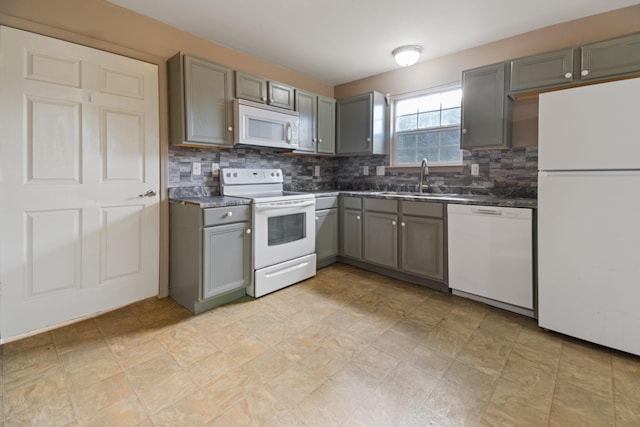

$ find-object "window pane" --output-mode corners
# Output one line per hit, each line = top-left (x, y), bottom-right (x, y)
(418, 111), (440, 128)
(441, 107), (461, 126)
(440, 129), (461, 146)
(397, 149), (416, 164)
(396, 114), (418, 132)
(397, 134), (417, 150)
(392, 86), (462, 166)
(441, 89), (461, 108)
(396, 98), (419, 116)
(440, 145), (463, 162)
(417, 94), (440, 112)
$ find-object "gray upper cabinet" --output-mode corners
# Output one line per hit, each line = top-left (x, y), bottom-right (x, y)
(581, 33), (640, 81)
(507, 33), (640, 95)
(168, 53), (234, 147)
(510, 48), (575, 92)
(336, 91), (386, 155)
(295, 90), (336, 154)
(235, 71), (294, 110)
(461, 63), (512, 149)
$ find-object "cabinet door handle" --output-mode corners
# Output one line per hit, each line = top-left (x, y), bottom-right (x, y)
(312, 138), (317, 142)
(581, 69), (589, 76)
(315, 216), (319, 221)
(462, 128), (468, 134)
(226, 211), (233, 217)
(227, 126), (233, 132)
(246, 228), (252, 235)
(318, 138), (322, 143)
(392, 221), (397, 226)
(401, 222), (406, 227)
(356, 215), (361, 220)
(366, 137), (371, 143)
(564, 72), (572, 79)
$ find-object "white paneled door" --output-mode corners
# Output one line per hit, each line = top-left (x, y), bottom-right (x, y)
(0, 27), (160, 341)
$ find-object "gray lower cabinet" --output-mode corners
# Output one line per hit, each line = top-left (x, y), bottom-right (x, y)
(170, 203), (251, 314)
(235, 71), (295, 110)
(295, 90), (336, 154)
(400, 203), (445, 281)
(315, 197), (339, 268)
(363, 197), (399, 268)
(461, 63), (512, 149)
(168, 53), (234, 147)
(339, 196), (363, 259)
(336, 91), (386, 154)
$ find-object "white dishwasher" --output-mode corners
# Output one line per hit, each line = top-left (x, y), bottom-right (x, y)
(447, 204), (534, 317)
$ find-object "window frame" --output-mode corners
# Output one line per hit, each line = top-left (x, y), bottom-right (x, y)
(389, 83), (463, 168)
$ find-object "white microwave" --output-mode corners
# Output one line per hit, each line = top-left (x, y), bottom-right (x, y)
(234, 99), (299, 150)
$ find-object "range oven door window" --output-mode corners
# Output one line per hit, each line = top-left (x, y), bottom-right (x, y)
(268, 213), (306, 246)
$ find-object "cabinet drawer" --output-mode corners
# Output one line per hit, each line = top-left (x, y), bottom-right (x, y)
(365, 198), (398, 213)
(401, 201), (444, 218)
(316, 196), (338, 210)
(203, 205), (250, 226)
(341, 196), (362, 210)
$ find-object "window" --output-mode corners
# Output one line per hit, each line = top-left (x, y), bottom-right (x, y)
(391, 86), (462, 167)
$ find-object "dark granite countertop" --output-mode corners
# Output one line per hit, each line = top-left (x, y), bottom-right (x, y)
(170, 191), (536, 209)
(337, 191), (537, 209)
(170, 196), (251, 209)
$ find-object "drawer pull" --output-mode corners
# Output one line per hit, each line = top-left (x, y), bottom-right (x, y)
(226, 211), (233, 217)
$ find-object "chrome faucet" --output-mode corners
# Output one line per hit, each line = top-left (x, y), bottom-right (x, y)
(419, 158), (429, 193)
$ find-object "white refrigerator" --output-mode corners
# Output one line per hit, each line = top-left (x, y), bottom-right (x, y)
(538, 77), (640, 356)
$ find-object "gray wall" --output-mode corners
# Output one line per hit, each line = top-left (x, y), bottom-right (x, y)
(169, 146), (538, 199)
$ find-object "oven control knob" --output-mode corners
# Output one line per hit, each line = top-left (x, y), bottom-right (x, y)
(226, 172), (231, 177)
(226, 211), (233, 217)
(246, 229), (252, 235)
(233, 173), (238, 178)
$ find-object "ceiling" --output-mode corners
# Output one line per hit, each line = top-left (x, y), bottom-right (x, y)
(106, 0), (638, 86)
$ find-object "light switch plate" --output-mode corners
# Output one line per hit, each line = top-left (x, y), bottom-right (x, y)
(376, 166), (385, 176)
(471, 164), (479, 176)
(211, 163), (219, 177)
(363, 166), (369, 176)
(192, 162), (201, 176)
(314, 165), (320, 177)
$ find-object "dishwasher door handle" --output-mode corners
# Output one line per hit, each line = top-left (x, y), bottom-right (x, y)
(471, 208), (503, 216)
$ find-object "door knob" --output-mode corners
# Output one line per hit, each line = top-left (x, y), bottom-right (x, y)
(138, 190), (156, 197)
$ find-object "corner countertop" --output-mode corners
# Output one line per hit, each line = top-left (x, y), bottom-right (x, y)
(170, 196), (251, 209)
(170, 191), (536, 209)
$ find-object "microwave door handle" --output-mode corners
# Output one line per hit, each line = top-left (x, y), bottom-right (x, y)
(286, 122), (292, 143)
(255, 200), (315, 210)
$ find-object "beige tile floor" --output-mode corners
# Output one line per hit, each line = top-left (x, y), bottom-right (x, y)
(1, 263), (639, 426)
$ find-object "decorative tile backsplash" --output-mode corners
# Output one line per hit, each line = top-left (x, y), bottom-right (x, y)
(169, 145), (538, 198)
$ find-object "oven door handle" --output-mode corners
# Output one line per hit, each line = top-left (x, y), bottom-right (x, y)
(254, 200), (315, 210)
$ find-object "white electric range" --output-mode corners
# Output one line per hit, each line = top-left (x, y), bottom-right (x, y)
(221, 168), (316, 297)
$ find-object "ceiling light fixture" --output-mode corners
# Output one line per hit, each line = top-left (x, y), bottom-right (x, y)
(392, 45), (423, 67)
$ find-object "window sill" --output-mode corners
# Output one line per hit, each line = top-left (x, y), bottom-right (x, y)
(388, 164), (464, 174)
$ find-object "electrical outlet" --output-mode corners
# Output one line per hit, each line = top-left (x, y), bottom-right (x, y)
(471, 164), (479, 176)
(211, 163), (219, 177)
(363, 166), (369, 176)
(192, 162), (201, 176)
(314, 165), (320, 177)
(376, 166), (385, 176)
